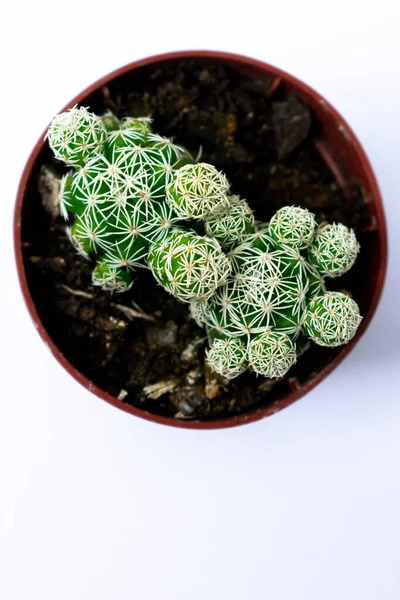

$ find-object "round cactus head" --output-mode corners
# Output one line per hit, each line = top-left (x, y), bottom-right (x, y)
(100, 111), (120, 132)
(269, 206), (316, 250)
(47, 106), (107, 166)
(206, 338), (248, 379)
(148, 229), (232, 302)
(105, 116), (153, 151)
(229, 228), (300, 276)
(248, 330), (297, 378)
(190, 275), (272, 338)
(166, 162), (230, 219)
(304, 291), (362, 347)
(205, 195), (256, 248)
(227, 232), (315, 339)
(308, 223), (360, 277)
(147, 133), (192, 167)
(92, 260), (134, 292)
(121, 116), (153, 136)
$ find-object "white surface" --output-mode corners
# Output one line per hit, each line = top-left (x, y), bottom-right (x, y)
(1, 1), (400, 598)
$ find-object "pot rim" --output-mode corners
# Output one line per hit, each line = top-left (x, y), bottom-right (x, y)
(14, 50), (387, 429)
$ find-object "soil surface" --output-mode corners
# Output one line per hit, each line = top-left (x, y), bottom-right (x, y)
(22, 60), (370, 421)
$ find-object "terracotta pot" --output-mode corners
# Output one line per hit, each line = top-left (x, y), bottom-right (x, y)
(14, 51), (387, 429)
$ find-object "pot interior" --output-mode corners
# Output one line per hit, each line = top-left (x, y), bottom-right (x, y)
(17, 53), (386, 428)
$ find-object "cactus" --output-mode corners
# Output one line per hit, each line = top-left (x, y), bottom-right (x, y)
(49, 108), (195, 293)
(206, 338), (248, 379)
(106, 116), (153, 149)
(205, 195), (256, 248)
(304, 292), (362, 347)
(47, 106), (107, 166)
(269, 205), (316, 250)
(190, 275), (279, 338)
(191, 209), (361, 380)
(166, 162), (230, 219)
(47, 105), (363, 385)
(248, 331), (297, 378)
(100, 111), (120, 132)
(92, 261), (134, 292)
(148, 229), (231, 302)
(308, 223), (360, 277)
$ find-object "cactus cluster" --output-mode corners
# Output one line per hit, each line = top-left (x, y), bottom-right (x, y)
(47, 106), (362, 382)
(48, 106), (228, 295)
(192, 207), (361, 379)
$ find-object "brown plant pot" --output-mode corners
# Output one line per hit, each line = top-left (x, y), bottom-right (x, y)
(14, 51), (387, 429)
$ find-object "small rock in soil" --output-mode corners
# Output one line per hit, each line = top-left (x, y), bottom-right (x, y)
(272, 95), (311, 159)
(204, 361), (227, 400)
(38, 165), (60, 218)
(145, 320), (178, 348)
(180, 338), (204, 364)
(170, 387), (205, 416)
(186, 368), (202, 386)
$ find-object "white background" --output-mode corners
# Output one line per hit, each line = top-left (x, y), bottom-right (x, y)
(1, 1), (400, 598)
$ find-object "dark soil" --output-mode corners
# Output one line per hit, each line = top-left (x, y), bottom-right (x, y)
(22, 59), (371, 421)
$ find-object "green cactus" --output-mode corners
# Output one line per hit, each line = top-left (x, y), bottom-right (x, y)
(49, 108), (195, 293)
(47, 106), (107, 166)
(304, 291), (362, 347)
(269, 205), (317, 250)
(191, 208), (360, 380)
(100, 111), (121, 132)
(148, 229), (231, 302)
(48, 105), (363, 385)
(190, 275), (278, 338)
(205, 195), (256, 248)
(92, 260), (135, 292)
(166, 162), (231, 219)
(206, 338), (248, 379)
(248, 330), (297, 378)
(106, 116), (152, 149)
(308, 222), (360, 277)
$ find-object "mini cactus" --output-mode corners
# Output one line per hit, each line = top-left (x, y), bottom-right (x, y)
(92, 261), (134, 292)
(190, 268), (306, 339)
(106, 116), (153, 149)
(269, 205), (316, 249)
(50, 108), (195, 293)
(206, 338), (248, 379)
(304, 291), (362, 347)
(166, 162), (231, 219)
(100, 111), (121, 132)
(148, 229), (231, 302)
(205, 195), (256, 248)
(47, 105), (363, 385)
(192, 208), (361, 379)
(248, 330), (297, 378)
(47, 106), (107, 166)
(308, 222), (360, 277)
